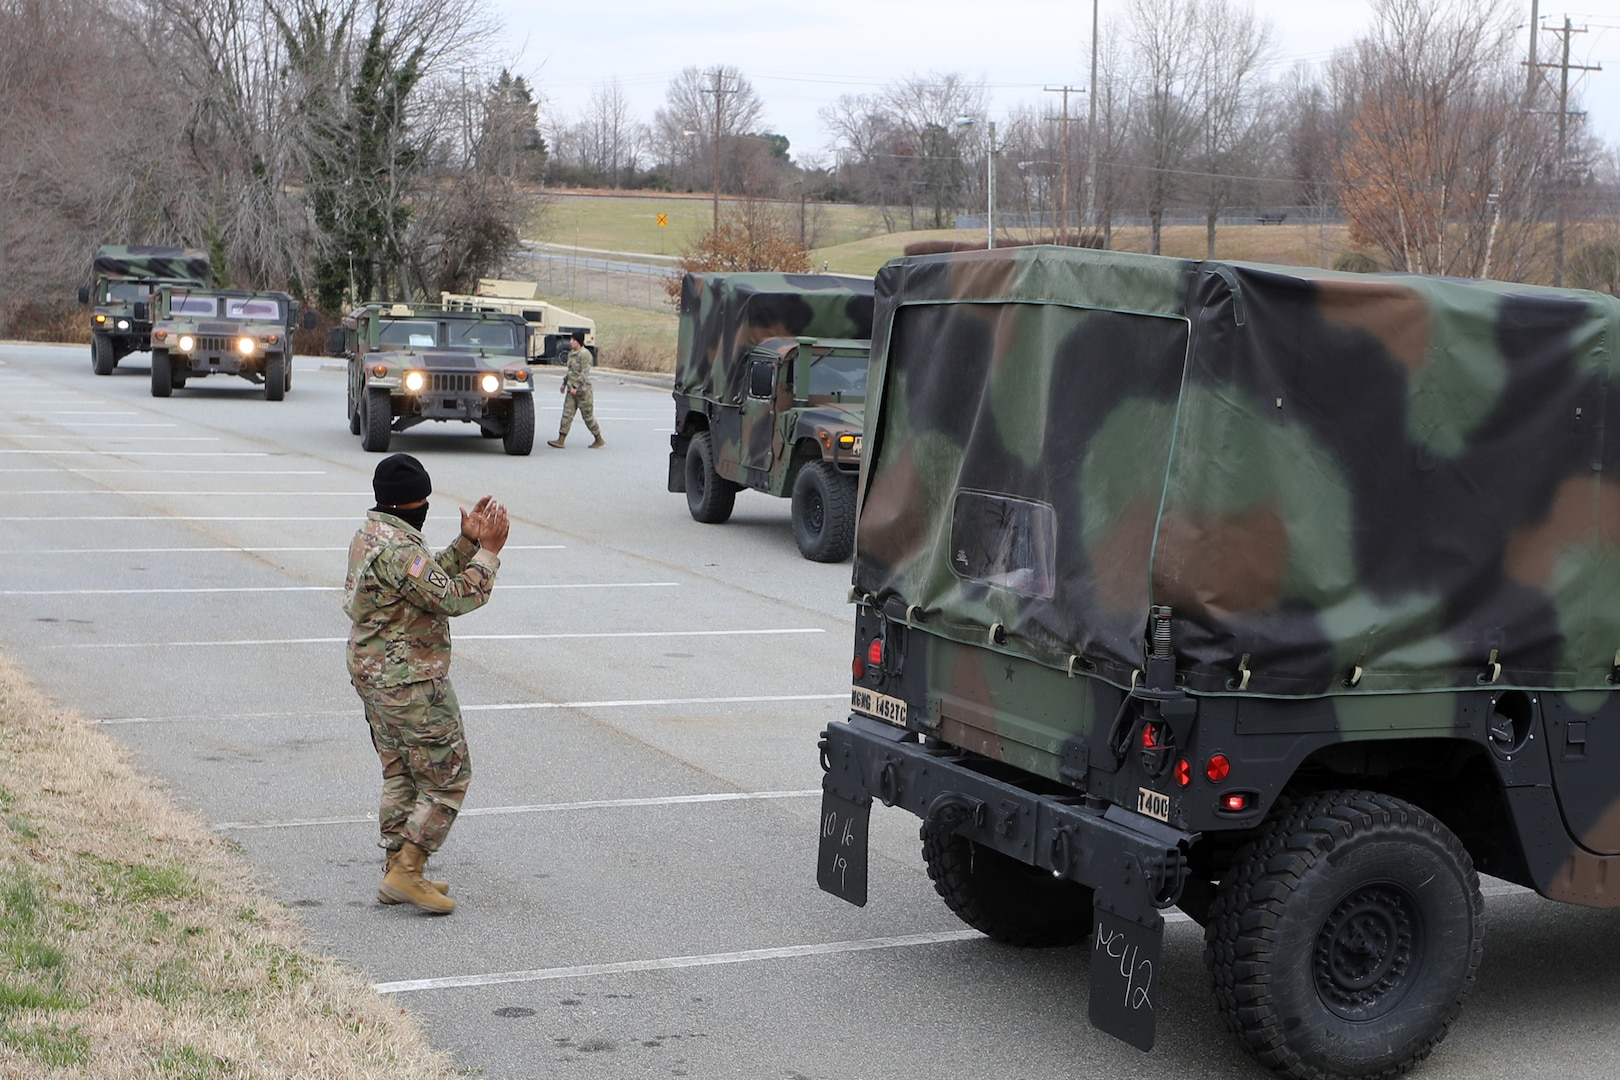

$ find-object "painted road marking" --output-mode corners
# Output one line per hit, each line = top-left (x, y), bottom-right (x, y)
(371, 932), (985, 995)
(1, 582), (675, 596)
(96, 693), (844, 725)
(57, 628), (826, 649)
(6, 437), (220, 442)
(0, 451), (268, 456)
(0, 544), (564, 555)
(5, 490), (366, 496)
(0, 516), (355, 521)
(214, 790), (822, 831)
(0, 470), (324, 475)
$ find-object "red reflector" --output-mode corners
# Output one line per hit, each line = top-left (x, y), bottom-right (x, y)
(852, 656), (864, 679)
(1174, 758), (1191, 787)
(1141, 723), (1159, 749)
(1222, 793), (1250, 812)
(867, 639), (883, 666)
(1206, 754), (1231, 783)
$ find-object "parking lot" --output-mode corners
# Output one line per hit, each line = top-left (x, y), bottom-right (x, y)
(2, 340), (1619, 1079)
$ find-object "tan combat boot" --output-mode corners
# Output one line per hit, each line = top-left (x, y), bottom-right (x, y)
(379, 847), (449, 904)
(589, 434), (605, 448)
(378, 842), (455, 914)
(547, 435), (566, 448)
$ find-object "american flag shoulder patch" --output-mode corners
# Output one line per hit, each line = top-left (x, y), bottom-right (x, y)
(407, 554), (428, 579)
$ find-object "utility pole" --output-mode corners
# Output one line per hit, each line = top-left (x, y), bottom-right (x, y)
(1045, 85), (1082, 244)
(1086, 0), (1100, 240)
(701, 68), (736, 234)
(1526, 16), (1599, 286)
(1523, 0), (1540, 108)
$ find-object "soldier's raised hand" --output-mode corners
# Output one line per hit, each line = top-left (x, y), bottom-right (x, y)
(460, 495), (495, 542)
(479, 502), (510, 555)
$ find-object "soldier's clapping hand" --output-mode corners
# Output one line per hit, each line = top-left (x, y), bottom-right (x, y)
(477, 501), (509, 555)
(460, 496), (495, 542)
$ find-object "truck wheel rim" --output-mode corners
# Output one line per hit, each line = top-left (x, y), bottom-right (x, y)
(1313, 883), (1420, 1020)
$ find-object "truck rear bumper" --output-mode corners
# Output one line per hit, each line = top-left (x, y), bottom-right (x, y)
(818, 715), (1195, 1052)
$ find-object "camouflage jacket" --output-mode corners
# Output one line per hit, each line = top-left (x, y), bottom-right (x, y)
(562, 343), (593, 390)
(343, 511), (500, 688)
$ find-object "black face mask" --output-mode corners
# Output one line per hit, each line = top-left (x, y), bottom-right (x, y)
(377, 503), (429, 531)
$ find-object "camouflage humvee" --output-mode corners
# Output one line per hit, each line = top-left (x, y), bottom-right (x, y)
(668, 273), (873, 561)
(819, 245), (1620, 1078)
(328, 302), (536, 455)
(439, 279), (597, 364)
(77, 245), (211, 376)
(147, 286), (313, 400)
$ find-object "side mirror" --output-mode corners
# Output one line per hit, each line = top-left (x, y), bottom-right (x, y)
(749, 358), (775, 399)
(324, 327), (347, 357)
(302, 309), (318, 331)
(77, 286), (90, 305)
(133, 301), (148, 321)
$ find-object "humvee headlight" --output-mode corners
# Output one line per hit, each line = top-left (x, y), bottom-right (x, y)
(480, 373), (500, 394)
(94, 314), (107, 324)
(404, 370), (426, 392)
(116, 319), (130, 331)
(237, 336), (256, 356)
(177, 335), (196, 352)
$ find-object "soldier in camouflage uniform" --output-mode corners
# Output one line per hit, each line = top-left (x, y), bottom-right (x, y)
(344, 453), (509, 914)
(548, 330), (604, 448)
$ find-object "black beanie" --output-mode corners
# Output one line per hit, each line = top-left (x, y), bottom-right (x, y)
(372, 453), (431, 505)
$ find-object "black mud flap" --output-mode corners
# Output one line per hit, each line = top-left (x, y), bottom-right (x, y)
(667, 451), (686, 493)
(1089, 896), (1164, 1052)
(816, 788), (871, 906)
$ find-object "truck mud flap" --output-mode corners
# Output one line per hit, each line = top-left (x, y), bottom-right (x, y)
(818, 716), (1193, 1052)
(667, 450), (686, 493)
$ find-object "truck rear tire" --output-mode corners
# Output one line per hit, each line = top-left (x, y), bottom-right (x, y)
(503, 395), (535, 455)
(684, 432), (736, 524)
(93, 336), (116, 376)
(791, 461), (856, 562)
(1203, 790), (1483, 1080)
(361, 387), (392, 452)
(264, 353), (285, 401)
(921, 825), (1094, 947)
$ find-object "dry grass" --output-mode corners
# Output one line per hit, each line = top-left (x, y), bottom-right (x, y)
(563, 299), (679, 374)
(0, 652), (459, 1079)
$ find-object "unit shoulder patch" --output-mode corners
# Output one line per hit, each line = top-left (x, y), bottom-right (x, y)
(425, 568), (449, 591)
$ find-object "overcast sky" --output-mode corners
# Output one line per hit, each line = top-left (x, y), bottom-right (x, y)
(486, 1), (1618, 164)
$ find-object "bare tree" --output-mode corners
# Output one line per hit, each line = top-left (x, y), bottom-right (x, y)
(1191, 0), (1276, 257)
(652, 65), (767, 195)
(1125, 0), (1202, 254)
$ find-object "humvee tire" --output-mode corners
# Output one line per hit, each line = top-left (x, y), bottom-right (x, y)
(1204, 790), (1483, 1080)
(347, 379), (361, 435)
(93, 336), (116, 376)
(921, 824), (1094, 947)
(150, 349), (173, 398)
(362, 386), (392, 452)
(264, 353), (285, 401)
(283, 354), (293, 392)
(791, 461), (856, 562)
(684, 432), (736, 524)
(504, 395), (534, 456)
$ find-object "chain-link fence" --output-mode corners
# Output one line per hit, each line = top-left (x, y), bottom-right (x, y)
(510, 249), (678, 313)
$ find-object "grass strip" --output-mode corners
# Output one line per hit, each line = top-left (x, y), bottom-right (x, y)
(0, 651), (460, 1078)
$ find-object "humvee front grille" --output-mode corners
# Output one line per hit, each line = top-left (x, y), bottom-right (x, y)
(430, 372), (473, 394)
(197, 336), (233, 353)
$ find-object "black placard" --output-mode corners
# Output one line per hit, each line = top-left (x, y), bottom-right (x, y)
(816, 789), (871, 906)
(1087, 906), (1162, 1052)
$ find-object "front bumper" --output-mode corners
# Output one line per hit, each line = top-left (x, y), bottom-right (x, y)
(818, 715), (1195, 1052)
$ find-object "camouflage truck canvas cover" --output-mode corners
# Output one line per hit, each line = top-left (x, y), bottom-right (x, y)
(93, 245), (211, 285)
(675, 272), (875, 402)
(856, 246), (1620, 697)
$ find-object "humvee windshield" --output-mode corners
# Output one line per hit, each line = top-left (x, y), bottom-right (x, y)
(808, 352), (867, 399)
(377, 320), (439, 349)
(171, 295), (219, 317)
(226, 298), (283, 321)
(447, 320), (519, 352)
(106, 283), (152, 302)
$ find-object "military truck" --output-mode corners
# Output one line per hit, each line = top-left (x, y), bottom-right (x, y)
(439, 278), (596, 363)
(328, 302), (536, 455)
(819, 245), (1620, 1079)
(147, 286), (313, 400)
(77, 245), (211, 376)
(668, 273), (873, 562)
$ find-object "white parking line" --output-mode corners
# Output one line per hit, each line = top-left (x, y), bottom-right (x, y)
(95, 692), (843, 725)
(371, 931), (984, 995)
(1, 516), (354, 521)
(2, 582), (674, 596)
(6, 436), (215, 442)
(215, 789), (822, 831)
(0, 469), (323, 475)
(56, 628), (825, 649)
(0, 451), (267, 457)
(10, 423), (179, 428)
(6, 490), (365, 496)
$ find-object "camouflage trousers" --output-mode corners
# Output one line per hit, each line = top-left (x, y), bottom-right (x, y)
(558, 383), (600, 437)
(355, 677), (471, 854)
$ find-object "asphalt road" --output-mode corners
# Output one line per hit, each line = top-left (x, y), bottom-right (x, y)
(1, 340), (1618, 1079)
